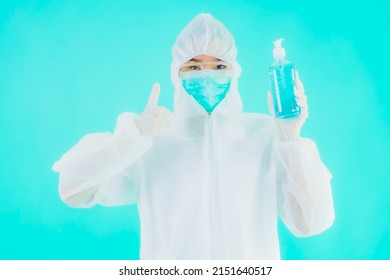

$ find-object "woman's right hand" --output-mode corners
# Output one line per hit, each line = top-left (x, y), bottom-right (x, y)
(135, 83), (173, 137)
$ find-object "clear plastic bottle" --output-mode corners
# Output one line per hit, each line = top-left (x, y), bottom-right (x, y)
(268, 38), (301, 118)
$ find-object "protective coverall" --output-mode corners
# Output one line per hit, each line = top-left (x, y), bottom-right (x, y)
(53, 13), (334, 259)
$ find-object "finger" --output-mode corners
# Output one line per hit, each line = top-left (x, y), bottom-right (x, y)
(160, 108), (173, 129)
(294, 76), (305, 99)
(267, 91), (275, 117)
(295, 70), (300, 81)
(152, 107), (172, 135)
(146, 83), (160, 109)
(295, 79), (304, 92)
(296, 96), (307, 107)
(297, 93), (309, 118)
(161, 109), (173, 126)
(294, 72), (304, 92)
(300, 104), (309, 119)
(295, 88), (306, 101)
(295, 91), (307, 109)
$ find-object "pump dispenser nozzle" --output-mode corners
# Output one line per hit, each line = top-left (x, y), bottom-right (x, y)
(273, 38), (286, 60)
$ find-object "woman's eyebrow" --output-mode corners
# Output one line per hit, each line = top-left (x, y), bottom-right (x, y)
(189, 58), (222, 62)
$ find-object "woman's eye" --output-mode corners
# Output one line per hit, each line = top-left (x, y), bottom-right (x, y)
(216, 64), (226, 70)
(189, 65), (201, 70)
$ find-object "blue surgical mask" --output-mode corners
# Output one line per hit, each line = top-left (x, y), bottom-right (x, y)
(180, 70), (232, 113)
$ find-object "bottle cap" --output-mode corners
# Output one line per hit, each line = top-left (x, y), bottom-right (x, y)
(273, 38), (286, 60)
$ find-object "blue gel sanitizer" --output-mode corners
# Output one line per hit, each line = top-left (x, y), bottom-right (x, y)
(268, 38), (301, 119)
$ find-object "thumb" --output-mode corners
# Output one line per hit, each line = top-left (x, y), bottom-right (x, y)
(294, 70), (304, 91)
(267, 91), (275, 117)
(146, 83), (160, 110)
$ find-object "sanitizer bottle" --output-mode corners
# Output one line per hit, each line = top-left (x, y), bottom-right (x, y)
(268, 38), (301, 118)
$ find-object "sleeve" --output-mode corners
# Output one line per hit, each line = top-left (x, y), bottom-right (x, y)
(276, 137), (335, 237)
(52, 112), (153, 208)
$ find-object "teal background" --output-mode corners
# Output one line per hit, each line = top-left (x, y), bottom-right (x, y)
(1, 0), (389, 260)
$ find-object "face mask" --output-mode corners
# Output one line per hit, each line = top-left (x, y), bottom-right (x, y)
(180, 70), (232, 113)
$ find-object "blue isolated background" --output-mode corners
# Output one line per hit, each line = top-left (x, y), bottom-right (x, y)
(1, 0), (389, 259)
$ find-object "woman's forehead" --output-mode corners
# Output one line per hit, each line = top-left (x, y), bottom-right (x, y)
(188, 55), (223, 63)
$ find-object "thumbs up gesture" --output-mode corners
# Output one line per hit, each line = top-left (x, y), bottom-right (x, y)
(135, 83), (173, 137)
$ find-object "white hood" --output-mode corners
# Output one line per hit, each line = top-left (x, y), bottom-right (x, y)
(170, 13), (243, 115)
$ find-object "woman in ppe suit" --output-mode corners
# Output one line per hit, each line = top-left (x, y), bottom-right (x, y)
(53, 13), (334, 260)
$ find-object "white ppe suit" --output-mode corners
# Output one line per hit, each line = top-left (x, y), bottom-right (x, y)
(53, 13), (334, 259)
